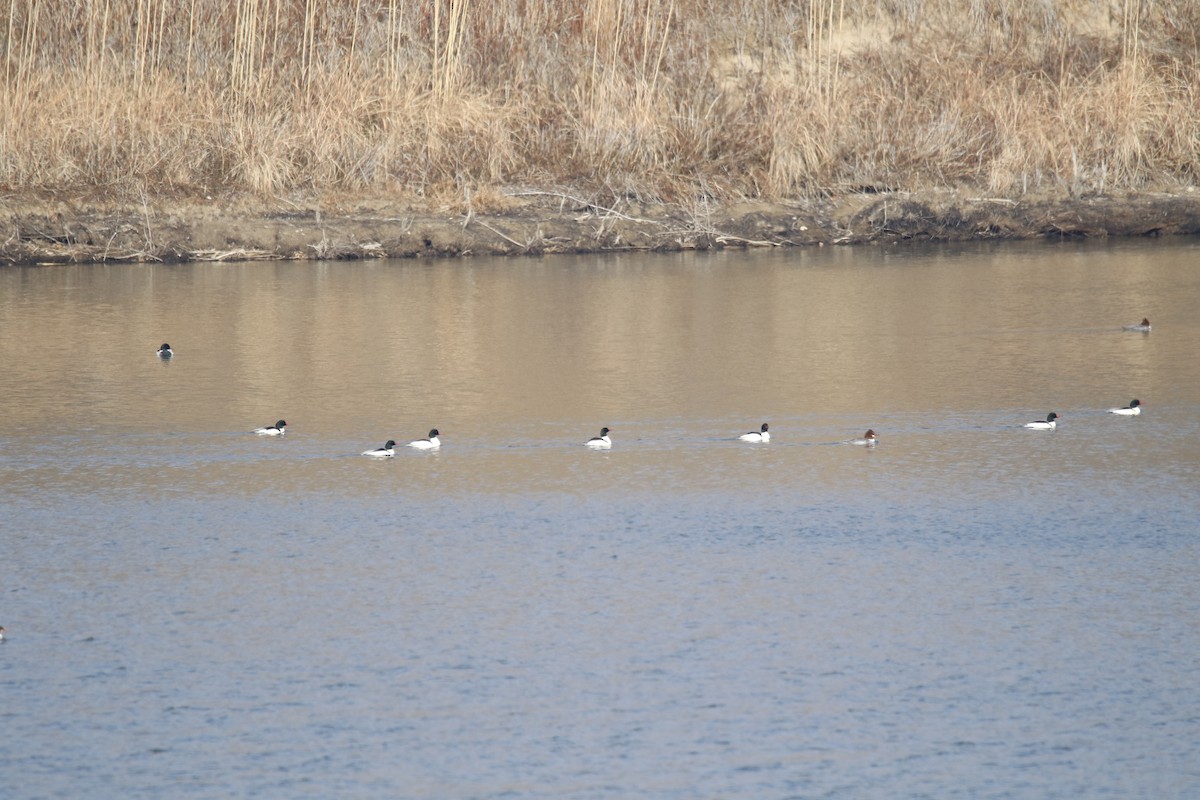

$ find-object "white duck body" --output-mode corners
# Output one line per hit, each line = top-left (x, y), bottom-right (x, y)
(362, 440), (396, 457)
(739, 423), (770, 443)
(586, 427), (612, 449)
(1108, 399), (1142, 416)
(1024, 412), (1059, 430)
(407, 429), (441, 449)
(254, 419), (287, 436)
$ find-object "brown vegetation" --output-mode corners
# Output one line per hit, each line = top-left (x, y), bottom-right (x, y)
(3, 0), (1198, 207)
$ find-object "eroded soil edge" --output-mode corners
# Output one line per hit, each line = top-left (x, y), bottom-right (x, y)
(4, 190), (1199, 264)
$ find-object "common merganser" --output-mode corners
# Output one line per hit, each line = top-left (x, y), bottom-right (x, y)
(407, 429), (441, 449)
(1024, 412), (1059, 430)
(585, 427), (612, 449)
(1123, 318), (1151, 332)
(362, 440), (396, 457)
(157, 343), (174, 358)
(739, 423), (770, 443)
(850, 429), (878, 446)
(253, 419), (287, 436)
(0, 625), (6, 642)
(1108, 399), (1142, 416)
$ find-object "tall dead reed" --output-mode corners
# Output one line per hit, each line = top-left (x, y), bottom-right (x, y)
(1, 0), (1197, 202)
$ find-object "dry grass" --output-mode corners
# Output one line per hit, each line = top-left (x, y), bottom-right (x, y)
(2, 0), (1198, 205)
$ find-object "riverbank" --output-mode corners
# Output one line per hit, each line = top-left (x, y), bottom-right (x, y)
(6, 2), (1199, 262)
(2, 188), (1199, 265)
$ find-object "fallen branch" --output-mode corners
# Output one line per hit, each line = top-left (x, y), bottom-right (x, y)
(506, 190), (664, 226)
(190, 248), (282, 261)
(470, 219), (530, 249)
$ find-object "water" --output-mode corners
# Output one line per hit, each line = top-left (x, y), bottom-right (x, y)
(2, 239), (1198, 799)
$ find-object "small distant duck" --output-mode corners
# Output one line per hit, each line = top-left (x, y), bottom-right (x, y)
(585, 427), (613, 449)
(1108, 399), (1142, 416)
(157, 343), (174, 358)
(407, 429), (441, 449)
(1123, 318), (1151, 332)
(739, 423), (770, 443)
(253, 419), (287, 436)
(0, 625), (6, 642)
(850, 429), (878, 446)
(362, 440), (396, 457)
(1024, 412), (1060, 430)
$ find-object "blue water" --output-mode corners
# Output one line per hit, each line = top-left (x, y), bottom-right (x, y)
(2, 240), (1199, 798)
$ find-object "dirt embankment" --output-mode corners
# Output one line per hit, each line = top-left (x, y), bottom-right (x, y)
(3, 189), (1199, 265)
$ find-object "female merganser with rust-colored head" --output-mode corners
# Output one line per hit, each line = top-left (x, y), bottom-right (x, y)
(407, 429), (441, 449)
(739, 423), (770, 443)
(850, 429), (878, 445)
(253, 419), (287, 436)
(1108, 399), (1142, 416)
(586, 427), (612, 449)
(1123, 318), (1151, 332)
(1024, 412), (1059, 430)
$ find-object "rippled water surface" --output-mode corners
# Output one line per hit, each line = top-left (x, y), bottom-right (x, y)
(2, 240), (1199, 798)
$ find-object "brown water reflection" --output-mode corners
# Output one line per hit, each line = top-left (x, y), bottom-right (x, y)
(1, 238), (1197, 512)
(1, 240), (1195, 435)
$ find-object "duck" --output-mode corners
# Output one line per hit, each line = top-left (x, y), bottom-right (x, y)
(157, 343), (174, 358)
(407, 429), (441, 449)
(585, 427), (613, 449)
(1108, 399), (1142, 416)
(849, 429), (878, 446)
(1123, 318), (1151, 332)
(0, 625), (5, 642)
(1024, 412), (1059, 430)
(253, 419), (287, 436)
(738, 423), (770, 443)
(362, 440), (396, 457)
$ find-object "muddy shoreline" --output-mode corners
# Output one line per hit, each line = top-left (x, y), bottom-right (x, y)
(3, 189), (1199, 265)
